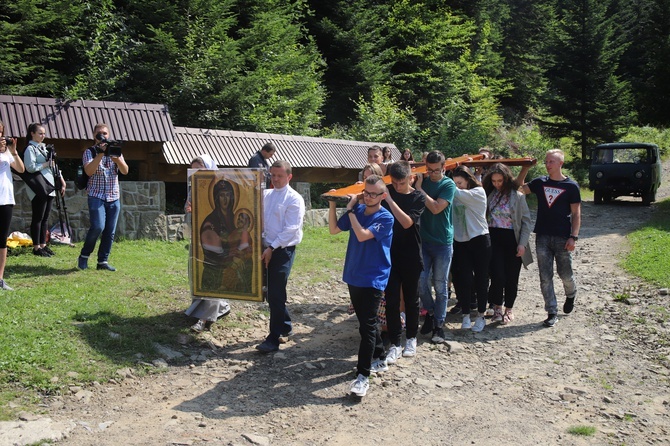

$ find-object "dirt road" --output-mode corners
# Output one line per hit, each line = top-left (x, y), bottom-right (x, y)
(8, 163), (670, 446)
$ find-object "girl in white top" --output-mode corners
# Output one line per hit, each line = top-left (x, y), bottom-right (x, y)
(451, 166), (491, 333)
(0, 121), (25, 290)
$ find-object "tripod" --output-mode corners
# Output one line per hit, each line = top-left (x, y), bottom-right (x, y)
(50, 155), (72, 244)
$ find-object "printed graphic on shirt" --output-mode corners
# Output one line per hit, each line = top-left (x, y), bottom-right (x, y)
(543, 186), (566, 208)
(371, 222), (384, 233)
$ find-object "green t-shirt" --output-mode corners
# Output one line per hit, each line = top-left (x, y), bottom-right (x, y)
(419, 175), (456, 245)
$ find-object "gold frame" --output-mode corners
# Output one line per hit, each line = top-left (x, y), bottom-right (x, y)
(190, 169), (263, 302)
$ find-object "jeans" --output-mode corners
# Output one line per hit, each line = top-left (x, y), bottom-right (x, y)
(266, 246), (296, 346)
(81, 197), (120, 264)
(349, 285), (384, 377)
(535, 234), (577, 315)
(418, 242), (453, 327)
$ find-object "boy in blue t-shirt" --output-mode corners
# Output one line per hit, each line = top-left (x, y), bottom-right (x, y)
(328, 175), (393, 398)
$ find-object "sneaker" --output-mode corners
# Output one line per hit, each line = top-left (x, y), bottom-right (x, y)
(255, 340), (280, 353)
(471, 316), (486, 332)
(350, 374), (369, 397)
(543, 314), (558, 327)
(96, 262), (117, 272)
(484, 307), (495, 318)
(0, 279), (13, 291)
(77, 255), (88, 270)
(431, 327), (446, 344)
(501, 309), (514, 325)
(42, 246), (55, 256)
(492, 306), (504, 323)
(402, 338), (417, 357)
(461, 314), (472, 330)
(563, 297), (575, 314)
(419, 314), (434, 335)
(448, 305), (462, 315)
(370, 358), (389, 373)
(190, 320), (206, 333)
(386, 345), (402, 364)
(33, 248), (50, 257)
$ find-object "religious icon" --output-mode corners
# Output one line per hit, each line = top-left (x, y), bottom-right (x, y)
(190, 169), (263, 301)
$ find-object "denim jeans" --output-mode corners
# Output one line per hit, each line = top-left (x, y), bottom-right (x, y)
(265, 246), (296, 346)
(418, 242), (453, 327)
(81, 197), (120, 264)
(535, 235), (577, 315)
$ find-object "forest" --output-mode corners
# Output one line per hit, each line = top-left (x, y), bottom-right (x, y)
(1, 0), (670, 163)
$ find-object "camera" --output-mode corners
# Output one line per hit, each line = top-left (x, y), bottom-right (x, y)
(95, 133), (124, 157)
(2, 136), (12, 145)
(45, 144), (56, 161)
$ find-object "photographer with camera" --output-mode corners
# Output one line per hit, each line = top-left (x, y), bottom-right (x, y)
(0, 120), (24, 290)
(23, 123), (65, 257)
(77, 123), (128, 272)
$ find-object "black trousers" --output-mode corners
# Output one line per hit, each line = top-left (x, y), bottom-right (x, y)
(348, 285), (384, 377)
(453, 234), (491, 314)
(488, 227), (523, 308)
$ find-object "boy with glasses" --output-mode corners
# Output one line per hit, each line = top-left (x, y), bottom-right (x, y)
(414, 151), (456, 343)
(329, 175), (393, 397)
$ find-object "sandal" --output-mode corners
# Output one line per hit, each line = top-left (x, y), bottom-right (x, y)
(492, 306), (504, 323)
(501, 309), (514, 325)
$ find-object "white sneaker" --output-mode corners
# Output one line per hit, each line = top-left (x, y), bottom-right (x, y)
(0, 279), (13, 291)
(370, 358), (389, 373)
(461, 314), (472, 329)
(386, 345), (402, 364)
(471, 316), (486, 332)
(350, 374), (369, 397)
(402, 338), (417, 357)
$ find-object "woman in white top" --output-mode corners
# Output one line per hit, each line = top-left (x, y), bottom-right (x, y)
(184, 154), (231, 332)
(0, 121), (25, 290)
(451, 166), (491, 332)
(482, 163), (533, 325)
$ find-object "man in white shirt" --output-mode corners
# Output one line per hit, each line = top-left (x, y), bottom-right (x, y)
(256, 160), (305, 353)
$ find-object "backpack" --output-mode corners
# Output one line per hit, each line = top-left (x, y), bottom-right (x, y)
(75, 147), (96, 190)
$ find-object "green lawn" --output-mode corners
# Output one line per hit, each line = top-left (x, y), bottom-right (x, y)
(0, 228), (347, 419)
(622, 198), (670, 288)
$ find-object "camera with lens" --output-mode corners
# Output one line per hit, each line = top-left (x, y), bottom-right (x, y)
(95, 133), (123, 157)
(2, 136), (12, 145)
(45, 144), (56, 161)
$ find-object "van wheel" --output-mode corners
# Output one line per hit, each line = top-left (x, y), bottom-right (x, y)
(642, 190), (655, 206)
(594, 190), (603, 204)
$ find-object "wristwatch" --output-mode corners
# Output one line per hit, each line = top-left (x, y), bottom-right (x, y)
(345, 208), (354, 215)
(569, 235), (579, 241)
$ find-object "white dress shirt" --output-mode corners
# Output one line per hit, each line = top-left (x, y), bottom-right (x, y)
(262, 184), (305, 249)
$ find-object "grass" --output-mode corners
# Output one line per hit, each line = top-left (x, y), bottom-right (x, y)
(567, 425), (597, 436)
(622, 198), (670, 288)
(0, 229), (349, 419)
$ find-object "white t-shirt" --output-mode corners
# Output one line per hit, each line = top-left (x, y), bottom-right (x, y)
(0, 151), (16, 205)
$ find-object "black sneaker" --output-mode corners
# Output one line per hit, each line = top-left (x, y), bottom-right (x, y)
(43, 246), (55, 256)
(431, 327), (446, 344)
(563, 298), (575, 314)
(448, 306), (462, 315)
(543, 314), (558, 327)
(33, 248), (50, 257)
(420, 315), (434, 335)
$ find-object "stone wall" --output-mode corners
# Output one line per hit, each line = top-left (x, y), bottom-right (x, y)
(10, 180), (328, 243)
(11, 181), (166, 243)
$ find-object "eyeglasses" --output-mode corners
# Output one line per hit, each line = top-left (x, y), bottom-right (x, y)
(426, 168), (443, 174)
(363, 190), (383, 199)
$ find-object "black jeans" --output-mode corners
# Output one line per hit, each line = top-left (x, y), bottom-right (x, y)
(385, 261), (422, 344)
(30, 195), (53, 246)
(488, 227), (523, 308)
(348, 285), (384, 377)
(266, 246), (296, 346)
(453, 234), (491, 314)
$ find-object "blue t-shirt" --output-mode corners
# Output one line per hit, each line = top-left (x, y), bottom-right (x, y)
(528, 176), (581, 237)
(337, 204), (393, 290)
(419, 175), (456, 245)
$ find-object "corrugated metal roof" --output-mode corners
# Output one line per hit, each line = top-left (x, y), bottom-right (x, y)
(0, 95), (175, 142)
(164, 127), (400, 169)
